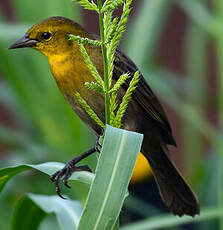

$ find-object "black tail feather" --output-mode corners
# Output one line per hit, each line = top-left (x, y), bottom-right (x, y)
(142, 144), (200, 217)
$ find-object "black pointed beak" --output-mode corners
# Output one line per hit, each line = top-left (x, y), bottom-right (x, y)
(8, 34), (39, 49)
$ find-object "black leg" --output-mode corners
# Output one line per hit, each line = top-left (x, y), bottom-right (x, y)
(50, 145), (98, 198)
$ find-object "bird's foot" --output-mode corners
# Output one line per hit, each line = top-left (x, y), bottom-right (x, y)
(50, 160), (92, 199)
(50, 143), (100, 198)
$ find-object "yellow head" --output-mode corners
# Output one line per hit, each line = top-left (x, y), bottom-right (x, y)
(9, 16), (89, 57)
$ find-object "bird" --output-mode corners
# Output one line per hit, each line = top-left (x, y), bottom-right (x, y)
(9, 16), (200, 217)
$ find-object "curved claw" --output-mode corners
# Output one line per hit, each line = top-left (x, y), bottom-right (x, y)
(50, 163), (92, 198)
(62, 170), (72, 189)
(50, 169), (66, 199)
(56, 183), (66, 199)
(54, 174), (66, 199)
(50, 147), (96, 198)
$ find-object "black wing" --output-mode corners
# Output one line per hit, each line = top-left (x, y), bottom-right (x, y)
(114, 49), (176, 146)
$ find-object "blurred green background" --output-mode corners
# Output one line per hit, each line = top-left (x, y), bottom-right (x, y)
(0, 0), (223, 229)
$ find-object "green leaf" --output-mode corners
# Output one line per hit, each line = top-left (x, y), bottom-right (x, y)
(120, 207), (223, 230)
(29, 194), (82, 230)
(11, 194), (82, 230)
(11, 195), (46, 230)
(0, 162), (95, 194)
(77, 125), (143, 230)
(0, 165), (30, 193)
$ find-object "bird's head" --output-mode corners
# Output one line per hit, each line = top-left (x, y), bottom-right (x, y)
(9, 16), (89, 57)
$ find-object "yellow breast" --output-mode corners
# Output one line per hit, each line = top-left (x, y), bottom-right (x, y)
(48, 46), (105, 114)
(49, 52), (93, 95)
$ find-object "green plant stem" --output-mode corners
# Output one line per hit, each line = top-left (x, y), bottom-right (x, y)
(98, 0), (110, 124)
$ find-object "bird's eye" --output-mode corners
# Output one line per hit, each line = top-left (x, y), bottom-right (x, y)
(41, 32), (52, 41)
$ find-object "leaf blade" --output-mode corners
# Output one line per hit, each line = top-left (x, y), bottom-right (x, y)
(77, 125), (143, 230)
(11, 195), (46, 230)
(29, 194), (82, 230)
(11, 194), (83, 230)
(0, 162), (95, 194)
